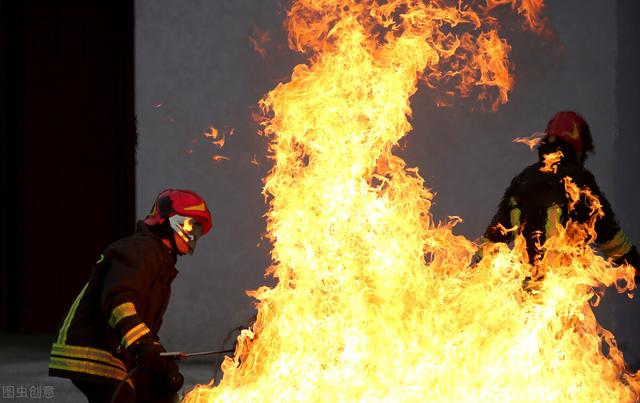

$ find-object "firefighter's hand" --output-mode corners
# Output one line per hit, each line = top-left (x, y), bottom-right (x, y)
(469, 250), (482, 269)
(162, 359), (184, 393)
(131, 338), (167, 371)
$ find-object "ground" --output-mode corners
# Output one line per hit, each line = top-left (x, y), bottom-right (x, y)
(0, 335), (222, 402)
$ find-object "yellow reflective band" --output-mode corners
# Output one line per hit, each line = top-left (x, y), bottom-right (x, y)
(49, 356), (134, 388)
(568, 122), (581, 140)
(51, 343), (126, 370)
(184, 202), (206, 212)
(600, 230), (632, 258)
(508, 197), (520, 231)
(545, 205), (562, 240)
(510, 207), (521, 229)
(96, 254), (104, 264)
(57, 282), (90, 344)
(121, 323), (150, 348)
(109, 302), (137, 328)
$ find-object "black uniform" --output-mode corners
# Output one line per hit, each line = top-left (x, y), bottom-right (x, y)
(49, 221), (179, 402)
(483, 160), (639, 269)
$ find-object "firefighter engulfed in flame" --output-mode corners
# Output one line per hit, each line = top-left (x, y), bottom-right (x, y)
(49, 189), (212, 403)
(480, 111), (639, 281)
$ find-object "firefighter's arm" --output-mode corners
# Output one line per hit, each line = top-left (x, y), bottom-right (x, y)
(483, 189), (520, 245)
(582, 172), (640, 271)
(100, 241), (158, 349)
(100, 242), (183, 390)
(473, 184), (520, 266)
(598, 227), (639, 271)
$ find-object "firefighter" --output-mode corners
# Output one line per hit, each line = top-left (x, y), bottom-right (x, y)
(49, 189), (212, 403)
(480, 111), (639, 277)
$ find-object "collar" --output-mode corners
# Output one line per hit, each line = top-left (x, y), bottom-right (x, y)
(136, 220), (178, 263)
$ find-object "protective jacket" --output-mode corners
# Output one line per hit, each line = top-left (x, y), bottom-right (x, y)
(483, 161), (640, 268)
(49, 221), (178, 389)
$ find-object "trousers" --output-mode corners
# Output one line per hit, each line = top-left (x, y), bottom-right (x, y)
(71, 370), (179, 403)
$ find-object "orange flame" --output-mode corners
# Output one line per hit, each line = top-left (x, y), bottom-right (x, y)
(213, 136), (225, 149)
(540, 150), (563, 174)
(211, 155), (229, 162)
(205, 126), (232, 149)
(183, 218), (194, 233)
(205, 126), (220, 139)
(485, 0), (547, 33)
(513, 132), (544, 150)
(185, 1), (639, 401)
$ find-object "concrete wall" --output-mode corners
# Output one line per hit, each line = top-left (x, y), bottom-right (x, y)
(136, 0), (291, 353)
(136, 0), (637, 362)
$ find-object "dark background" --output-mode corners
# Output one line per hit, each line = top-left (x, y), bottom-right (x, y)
(1, 0), (640, 367)
(0, 1), (136, 332)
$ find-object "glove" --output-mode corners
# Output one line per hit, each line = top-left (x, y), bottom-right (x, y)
(162, 359), (184, 393)
(130, 338), (167, 371)
(469, 250), (482, 268)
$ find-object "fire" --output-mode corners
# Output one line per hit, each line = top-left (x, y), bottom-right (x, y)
(204, 126), (220, 140)
(185, 1), (639, 401)
(485, 0), (547, 32)
(205, 126), (227, 148)
(540, 150), (564, 174)
(513, 132), (544, 150)
(183, 218), (194, 233)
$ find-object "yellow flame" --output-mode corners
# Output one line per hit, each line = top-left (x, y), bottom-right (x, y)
(185, 1), (639, 401)
(250, 26), (271, 58)
(540, 150), (563, 174)
(183, 218), (194, 233)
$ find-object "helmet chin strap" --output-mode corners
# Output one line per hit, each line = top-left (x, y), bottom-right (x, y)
(154, 219), (180, 254)
(169, 232), (180, 255)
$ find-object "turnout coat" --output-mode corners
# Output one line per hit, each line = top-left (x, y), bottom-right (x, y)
(483, 161), (640, 268)
(49, 221), (178, 388)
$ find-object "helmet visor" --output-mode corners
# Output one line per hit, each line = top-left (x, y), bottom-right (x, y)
(169, 215), (203, 253)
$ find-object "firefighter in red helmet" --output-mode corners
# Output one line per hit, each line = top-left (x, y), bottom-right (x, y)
(479, 111), (639, 279)
(49, 189), (212, 403)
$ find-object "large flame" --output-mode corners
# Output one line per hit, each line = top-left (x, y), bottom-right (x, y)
(185, 1), (639, 401)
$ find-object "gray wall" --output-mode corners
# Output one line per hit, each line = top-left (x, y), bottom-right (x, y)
(136, 0), (639, 363)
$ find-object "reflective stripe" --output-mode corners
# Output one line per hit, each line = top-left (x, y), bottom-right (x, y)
(51, 343), (126, 370)
(109, 302), (137, 328)
(96, 254), (105, 264)
(510, 208), (521, 229)
(121, 323), (150, 348)
(57, 282), (90, 344)
(600, 229), (632, 258)
(545, 205), (562, 240)
(508, 197), (520, 231)
(49, 356), (134, 388)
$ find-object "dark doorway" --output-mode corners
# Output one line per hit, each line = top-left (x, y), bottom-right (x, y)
(0, 1), (136, 333)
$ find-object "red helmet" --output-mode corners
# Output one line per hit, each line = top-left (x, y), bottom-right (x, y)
(144, 189), (212, 236)
(544, 111), (590, 158)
